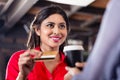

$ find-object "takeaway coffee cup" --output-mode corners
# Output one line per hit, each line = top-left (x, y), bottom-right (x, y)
(63, 45), (84, 67)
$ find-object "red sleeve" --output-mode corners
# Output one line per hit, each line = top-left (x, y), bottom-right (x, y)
(5, 50), (25, 80)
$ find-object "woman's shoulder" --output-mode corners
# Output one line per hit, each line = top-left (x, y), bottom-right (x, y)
(9, 50), (26, 62)
(12, 50), (26, 57)
(6, 50), (26, 70)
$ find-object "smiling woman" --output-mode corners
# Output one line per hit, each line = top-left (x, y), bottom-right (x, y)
(5, 5), (70, 80)
(35, 14), (68, 48)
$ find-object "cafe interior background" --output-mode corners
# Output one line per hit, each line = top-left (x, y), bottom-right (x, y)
(0, 0), (109, 80)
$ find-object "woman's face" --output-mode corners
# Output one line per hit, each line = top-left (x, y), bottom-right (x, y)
(36, 14), (68, 49)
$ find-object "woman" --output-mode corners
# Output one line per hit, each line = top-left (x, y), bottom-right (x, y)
(6, 5), (70, 80)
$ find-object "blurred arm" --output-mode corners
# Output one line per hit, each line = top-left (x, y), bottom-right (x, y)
(73, 0), (120, 79)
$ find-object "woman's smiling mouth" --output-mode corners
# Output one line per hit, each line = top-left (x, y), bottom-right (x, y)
(50, 36), (62, 42)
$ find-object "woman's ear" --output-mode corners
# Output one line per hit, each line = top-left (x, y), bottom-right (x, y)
(35, 28), (40, 36)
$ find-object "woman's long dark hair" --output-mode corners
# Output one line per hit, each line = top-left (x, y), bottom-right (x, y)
(27, 5), (70, 51)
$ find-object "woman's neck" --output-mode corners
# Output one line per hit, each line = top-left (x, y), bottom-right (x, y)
(40, 45), (59, 52)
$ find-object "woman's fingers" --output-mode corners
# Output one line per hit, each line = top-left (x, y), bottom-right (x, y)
(19, 49), (43, 69)
(18, 50), (35, 75)
(29, 49), (43, 58)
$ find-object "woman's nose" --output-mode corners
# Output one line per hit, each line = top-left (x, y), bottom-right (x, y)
(53, 26), (60, 34)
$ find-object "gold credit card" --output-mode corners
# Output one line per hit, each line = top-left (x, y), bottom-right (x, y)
(30, 50), (58, 61)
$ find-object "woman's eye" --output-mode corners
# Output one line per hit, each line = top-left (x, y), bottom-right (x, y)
(47, 24), (54, 28)
(59, 25), (66, 29)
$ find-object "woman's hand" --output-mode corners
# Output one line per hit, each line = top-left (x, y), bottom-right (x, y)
(64, 62), (85, 80)
(17, 49), (42, 79)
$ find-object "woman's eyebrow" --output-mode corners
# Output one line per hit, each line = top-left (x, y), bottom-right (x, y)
(47, 22), (55, 24)
(46, 22), (66, 25)
(59, 22), (66, 25)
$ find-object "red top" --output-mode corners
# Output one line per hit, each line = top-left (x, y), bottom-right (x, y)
(6, 47), (67, 80)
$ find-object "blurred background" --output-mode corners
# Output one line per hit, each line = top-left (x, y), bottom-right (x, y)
(0, 0), (109, 80)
